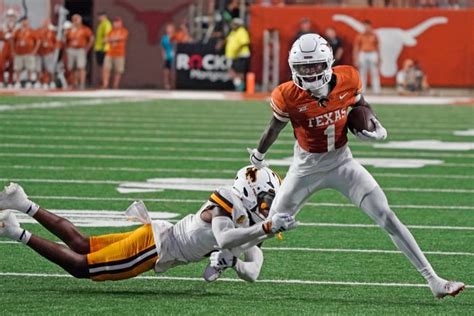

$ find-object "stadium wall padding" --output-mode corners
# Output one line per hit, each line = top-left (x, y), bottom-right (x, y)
(249, 6), (474, 87)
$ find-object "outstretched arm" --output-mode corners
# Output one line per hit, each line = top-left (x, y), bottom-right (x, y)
(210, 207), (296, 250)
(249, 116), (287, 168)
(256, 116), (288, 154)
(211, 215), (271, 250)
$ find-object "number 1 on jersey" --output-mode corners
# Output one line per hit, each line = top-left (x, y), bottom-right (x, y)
(324, 124), (335, 152)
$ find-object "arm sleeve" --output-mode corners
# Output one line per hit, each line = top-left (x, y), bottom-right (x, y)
(233, 246), (264, 282)
(211, 216), (267, 250)
(270, 87), (290, 122)
(351, 66), (363, 95)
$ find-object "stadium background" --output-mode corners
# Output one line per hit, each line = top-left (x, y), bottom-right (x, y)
(0, 0), (472, 314)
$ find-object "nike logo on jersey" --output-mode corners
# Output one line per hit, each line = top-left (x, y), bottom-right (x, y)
(339, 92), (349, 100)
(307, 108), (347, 128)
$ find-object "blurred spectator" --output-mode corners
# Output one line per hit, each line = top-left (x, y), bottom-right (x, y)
(396, 59), (429, 95)
(324, 27), (344, 65)
(61, 21), (73, 88)
(225, 18), (250, 91)
(0, 9), (18, 87)
(419, 0), (439, 7)
(222, 0), (241, 26)
(292, 17), (316, 43)
(102, 17), (129, 89)
(36, 18), (57, 89)
(65, 14), (94, 89)
(12, 17), (39, 89)
(353, 19), (381, 94)
(94, 11), (112, 82)
(173, 20), (193, 43)
(161, 23), (175, 90)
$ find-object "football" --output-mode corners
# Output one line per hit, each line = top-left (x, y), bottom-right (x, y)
(347, 106), (377, 135)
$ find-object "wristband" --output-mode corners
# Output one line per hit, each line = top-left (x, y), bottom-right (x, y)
(252, 150), (265, 161)
(262, 221), (272, 234)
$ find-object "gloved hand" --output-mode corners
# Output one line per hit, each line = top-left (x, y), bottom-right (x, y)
(356, 118), (387, 142)
(263, 213), (298, 234)
(210, 249), (237, 270)
(203, 249), (237, 283)
(247, 148), (268, 169)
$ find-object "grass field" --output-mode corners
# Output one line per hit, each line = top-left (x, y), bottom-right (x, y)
(0, 96), (472, 314)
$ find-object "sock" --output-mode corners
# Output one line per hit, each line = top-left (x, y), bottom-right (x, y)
(18, 229), (32, 245)
(233, 77), (242, 88)
(3, 225), (31, 244)
(24, 201), (39, 217)
(420, 266), (441, 283)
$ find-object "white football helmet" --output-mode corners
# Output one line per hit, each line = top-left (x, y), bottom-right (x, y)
(232, 166), (281, 224)
(289, 33), (334, 92)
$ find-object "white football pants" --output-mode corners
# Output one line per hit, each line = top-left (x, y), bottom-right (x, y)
(269, 146), (436, 279)
(358, 51), (381, 94)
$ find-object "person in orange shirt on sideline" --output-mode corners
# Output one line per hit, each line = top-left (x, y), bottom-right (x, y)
(65, 14), (94, 89)
(0, 9), (18, 88)
(11, 17), (39, 89)
(102, 17), (128, 89)
(352, 19), (381, 94)
(172, 20), (192, 44)
(36, 18), (58, 89)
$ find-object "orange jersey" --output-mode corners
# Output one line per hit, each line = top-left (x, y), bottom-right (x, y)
(0, 23), (16, 58)
(106, 27), (128, 57)
(36, 27), (57, 55)
(65, 25), (93, 49)
(355, 32), (378, 52)
(13, 27), (37, 55)
(270, 66), (362, 153)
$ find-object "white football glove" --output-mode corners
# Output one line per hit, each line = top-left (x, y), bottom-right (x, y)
(264, 213), (298, 234)
(210, 249), (236, 270)
(203, 249), (237, 282)
(356, 118), (387, 142)
(247, 148), (268, 169)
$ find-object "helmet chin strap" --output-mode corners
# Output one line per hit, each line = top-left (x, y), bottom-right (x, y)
(309, 84), (329, 98)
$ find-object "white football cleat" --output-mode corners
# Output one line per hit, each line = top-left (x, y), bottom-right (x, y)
(203, 263), (223, 282)
(0, 183), (36, 214)
(430, 278), (465, 299)
(0, 210), (21, 239)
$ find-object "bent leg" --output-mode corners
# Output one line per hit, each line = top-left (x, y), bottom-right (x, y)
(360, 186), (437, 279)
(33, 208), (90, 254)
(87, 224), (157, 281)
(328, 159), (439, 282)
(27, 235), (89, 278)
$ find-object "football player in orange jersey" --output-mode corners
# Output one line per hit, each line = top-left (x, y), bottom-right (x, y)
(248, 33), (464, 299)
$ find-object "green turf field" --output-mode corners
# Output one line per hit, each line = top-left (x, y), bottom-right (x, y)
(0, 96), (472, 314)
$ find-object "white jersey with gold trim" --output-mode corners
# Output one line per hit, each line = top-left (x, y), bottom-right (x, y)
(153, 186), (249, 272)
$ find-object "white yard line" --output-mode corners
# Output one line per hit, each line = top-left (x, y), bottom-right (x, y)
(0, 152), (472, 169)
(4, 178), (470, 193)
(0, 99), (138, 112)
(0, 272), (472, 288)
(0, 153), (246, 162)
(1, 164), (472, 179)
(305, 202), (474, 210)
(0, 241), (471, 256)
(0, 134), (297, 146)
(27, 195), (474, 210)
(298, 222), (474, 231)
(261, 247), (474, 256)
(1, 143), (474, 159)
(0, 119), (466, 136)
